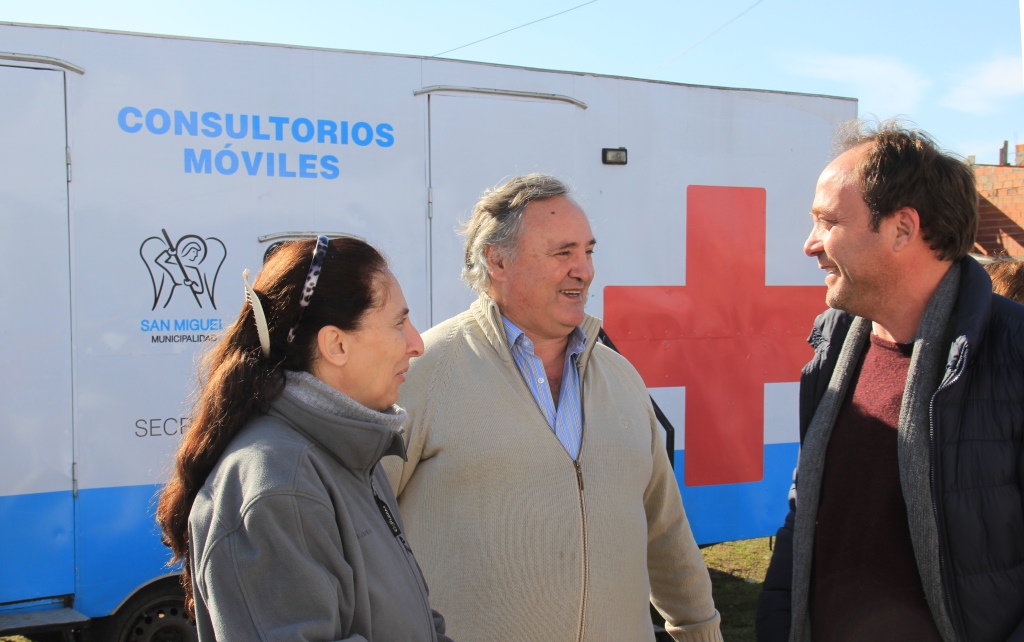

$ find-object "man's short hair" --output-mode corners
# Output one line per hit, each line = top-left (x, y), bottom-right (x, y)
(837, 119), (978, 261)
(459, 173), (570, 295)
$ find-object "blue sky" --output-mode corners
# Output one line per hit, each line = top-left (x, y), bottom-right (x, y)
(2, 0), (1022, 164)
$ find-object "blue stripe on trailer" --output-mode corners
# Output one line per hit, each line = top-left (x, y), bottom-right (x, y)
(677, 442), (799, 545)
(74, 484), (178, 617)
(0, 490), (75, 606)
(7, 447), (799, 618)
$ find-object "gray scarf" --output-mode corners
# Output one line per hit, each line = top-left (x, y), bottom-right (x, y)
(790, 263), (961, 642)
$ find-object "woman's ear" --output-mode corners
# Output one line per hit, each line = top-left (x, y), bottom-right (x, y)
(317, 325), (349, 367)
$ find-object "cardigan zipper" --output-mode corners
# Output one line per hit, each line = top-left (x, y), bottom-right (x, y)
(928, 346), (968, 642)
(506, 325), (593, 640)
(574, 458), (588, 642)
(574, 374), (589, 642)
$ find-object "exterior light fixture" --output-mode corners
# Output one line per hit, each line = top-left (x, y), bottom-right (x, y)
(602, 147), (627, 165)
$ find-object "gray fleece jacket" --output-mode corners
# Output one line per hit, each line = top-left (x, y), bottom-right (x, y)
(189, 371), (451, 642)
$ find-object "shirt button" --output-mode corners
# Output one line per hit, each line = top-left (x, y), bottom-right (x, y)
(538, 377), (545, 384)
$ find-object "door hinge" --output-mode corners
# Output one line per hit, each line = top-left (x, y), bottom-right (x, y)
(427, 187), (433, 219)
(72, 462), (78, 498)
(66, 147), (72, 183)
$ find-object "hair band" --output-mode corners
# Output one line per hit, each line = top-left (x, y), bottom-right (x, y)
(287, 234), (330, 343)
(242, 269), (271, 357)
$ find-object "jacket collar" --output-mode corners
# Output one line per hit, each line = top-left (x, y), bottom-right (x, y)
(948, 256), (993, 362)
(269, 372), (408, 473)
(469, 293), (603, 376)
(810, 256), (993, 371)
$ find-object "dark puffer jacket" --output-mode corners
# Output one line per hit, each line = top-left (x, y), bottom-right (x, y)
(756, 257), (1024, 642)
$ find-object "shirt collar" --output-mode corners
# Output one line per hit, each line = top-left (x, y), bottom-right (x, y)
(501, 315), (588, 357)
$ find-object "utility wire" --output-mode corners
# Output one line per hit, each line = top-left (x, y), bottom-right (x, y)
(432, 0), (598, 58)
(646, 0), (767, 76)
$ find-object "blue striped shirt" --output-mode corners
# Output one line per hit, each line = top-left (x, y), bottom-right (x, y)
(501, 316), (586, 460)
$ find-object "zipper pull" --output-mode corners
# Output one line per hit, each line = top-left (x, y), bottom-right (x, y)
(398, 534), (414, 555)
(575, 460), (584, 491)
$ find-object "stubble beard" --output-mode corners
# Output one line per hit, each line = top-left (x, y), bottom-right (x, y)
(824, 270), (892, 323)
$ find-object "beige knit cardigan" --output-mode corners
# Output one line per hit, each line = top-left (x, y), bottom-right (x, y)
(383, 295), (722, 642)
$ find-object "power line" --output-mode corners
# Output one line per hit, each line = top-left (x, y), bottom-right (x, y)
(646, 0), (767, 76)
(431, 0), (599, 58)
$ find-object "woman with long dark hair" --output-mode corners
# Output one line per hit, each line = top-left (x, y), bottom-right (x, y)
(157, 235), (451, 641)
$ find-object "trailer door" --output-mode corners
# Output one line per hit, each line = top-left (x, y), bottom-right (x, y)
(426, 92), (581, 324)
(0, 65), (75, 606)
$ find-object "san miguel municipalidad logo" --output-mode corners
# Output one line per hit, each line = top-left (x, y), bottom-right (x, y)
(139, 229), (227, 343)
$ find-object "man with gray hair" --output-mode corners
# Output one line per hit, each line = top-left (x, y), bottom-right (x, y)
(384, 174), (721, 641)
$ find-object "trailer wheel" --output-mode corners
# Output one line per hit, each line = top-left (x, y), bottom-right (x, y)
(93, 579), (197, 642)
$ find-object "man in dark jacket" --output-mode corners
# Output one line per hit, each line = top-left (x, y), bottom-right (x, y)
(755, 120), (1024, 642)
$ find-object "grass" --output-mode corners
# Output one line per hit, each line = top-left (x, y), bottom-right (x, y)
(4, 538), (774, 642)
(701, 537), (774, 642)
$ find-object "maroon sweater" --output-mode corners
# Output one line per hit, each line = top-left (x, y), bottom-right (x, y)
(810, 333), (942, 642)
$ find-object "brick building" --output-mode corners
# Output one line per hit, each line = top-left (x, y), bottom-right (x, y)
(972, 142), (1024, 256)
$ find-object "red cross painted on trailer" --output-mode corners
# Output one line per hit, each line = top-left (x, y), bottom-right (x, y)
(603, 185), (826, 487)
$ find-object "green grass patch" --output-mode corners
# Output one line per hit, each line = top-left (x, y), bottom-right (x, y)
(702, 537), (774, 642)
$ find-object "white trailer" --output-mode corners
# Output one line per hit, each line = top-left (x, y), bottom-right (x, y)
(0, 22), (856, 639)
